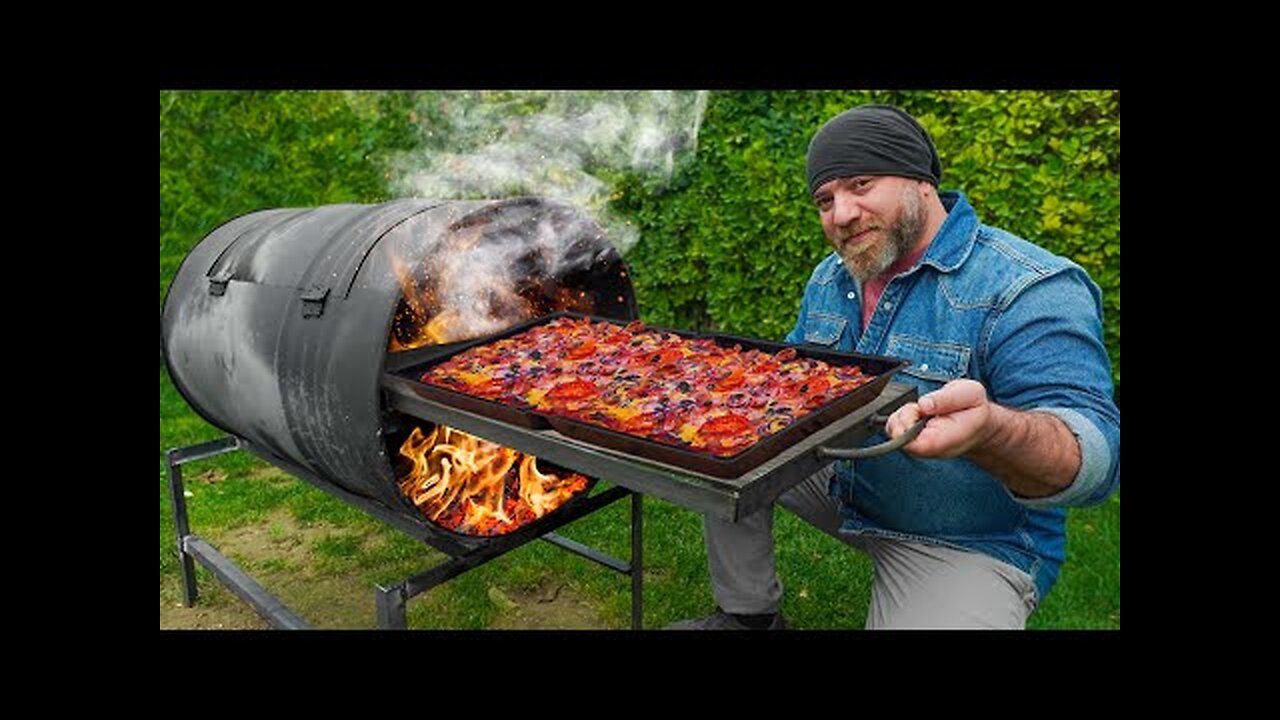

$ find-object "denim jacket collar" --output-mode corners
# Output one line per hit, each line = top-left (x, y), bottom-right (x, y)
(917, 190), (978, 274)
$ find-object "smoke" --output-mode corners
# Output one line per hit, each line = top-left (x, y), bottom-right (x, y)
(387, 198), (626, 346)
(386, 91), (709, 255)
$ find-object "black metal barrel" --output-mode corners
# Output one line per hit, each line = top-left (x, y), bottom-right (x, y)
(161, 197), (637, 514)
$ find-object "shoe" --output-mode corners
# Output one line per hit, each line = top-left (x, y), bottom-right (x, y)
(664, 608), (788, 630)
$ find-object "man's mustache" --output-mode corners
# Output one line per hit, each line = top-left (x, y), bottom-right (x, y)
(837, 225), (881, 243)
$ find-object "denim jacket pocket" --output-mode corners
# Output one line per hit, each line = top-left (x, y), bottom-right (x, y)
(884, 334), (971, 390)
(802, 313), (848, 346)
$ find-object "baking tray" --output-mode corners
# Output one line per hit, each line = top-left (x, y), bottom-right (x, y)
(384, 311), (909, 478)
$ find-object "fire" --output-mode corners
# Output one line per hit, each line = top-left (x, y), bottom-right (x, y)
(396, 425), (590, 536)
(386, 223), (599, 352)
(388, 252), (449, 352)
(387, 217), (602, 530)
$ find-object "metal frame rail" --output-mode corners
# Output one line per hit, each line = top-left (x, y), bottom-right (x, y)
(164, 437), (643, 629)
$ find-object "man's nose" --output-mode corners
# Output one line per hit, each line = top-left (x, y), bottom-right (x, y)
(832, 192), (861, 227)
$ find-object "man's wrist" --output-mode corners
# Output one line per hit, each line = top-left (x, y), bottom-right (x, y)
(967, 404), (1077, 498)
(973, 402), (1017, 457)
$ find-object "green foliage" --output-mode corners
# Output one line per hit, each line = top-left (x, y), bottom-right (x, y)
(616, 90), (1120, 390)
(160, 90), (421, 306)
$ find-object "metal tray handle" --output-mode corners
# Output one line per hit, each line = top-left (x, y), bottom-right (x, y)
(817, 414), (927, 460)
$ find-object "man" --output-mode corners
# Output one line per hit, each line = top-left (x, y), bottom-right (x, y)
(668, 104), (1120, 629)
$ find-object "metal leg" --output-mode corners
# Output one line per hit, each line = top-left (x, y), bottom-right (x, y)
(166, 437), (311, 628)
(185, 537), (310, 629)
(631, 491), (643, 630)
(164, 436), (642, 630)
(375, 584), (409, 630)
(166, 449), (198, 607)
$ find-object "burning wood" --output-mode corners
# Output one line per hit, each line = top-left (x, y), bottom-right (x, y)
(385, 221), (601, 352)
(396, 425), (590, 536)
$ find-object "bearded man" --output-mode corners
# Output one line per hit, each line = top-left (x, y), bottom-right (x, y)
(667, 104), (1120, 630)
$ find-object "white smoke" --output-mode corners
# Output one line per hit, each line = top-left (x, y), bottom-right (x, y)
(431, 212), (600, 341)
(386, 91), (709, 255)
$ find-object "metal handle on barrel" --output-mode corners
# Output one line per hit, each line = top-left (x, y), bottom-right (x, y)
(817, 413), (927, 460)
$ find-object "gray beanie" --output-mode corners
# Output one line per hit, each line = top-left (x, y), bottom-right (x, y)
(806, 104), (942, 195)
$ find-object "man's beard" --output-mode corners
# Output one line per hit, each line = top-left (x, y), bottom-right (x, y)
(836, 185), (925, 282)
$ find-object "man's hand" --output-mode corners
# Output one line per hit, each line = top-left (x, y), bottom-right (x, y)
(885, 379), (1081, 499)
(884, 379), (996, 458)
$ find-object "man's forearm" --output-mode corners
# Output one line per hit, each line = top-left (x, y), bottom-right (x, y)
(967, 405), (1081, 499)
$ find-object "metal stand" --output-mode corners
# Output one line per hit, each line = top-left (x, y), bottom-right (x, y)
(165, 436), (645, 630)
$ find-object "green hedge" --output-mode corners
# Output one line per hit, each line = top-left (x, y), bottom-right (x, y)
(160, 90), (422, 304)
(614, 90), (1120, 391)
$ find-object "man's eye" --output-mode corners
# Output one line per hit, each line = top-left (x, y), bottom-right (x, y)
(816, 197), (832, 210)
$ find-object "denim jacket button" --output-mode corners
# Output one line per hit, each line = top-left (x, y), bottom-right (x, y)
(846, 291), (856, 300)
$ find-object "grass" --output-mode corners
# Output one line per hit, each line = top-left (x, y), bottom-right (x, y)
(159, 90), (1119, 630)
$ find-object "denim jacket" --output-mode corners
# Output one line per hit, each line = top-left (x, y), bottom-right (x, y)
(784, 191), (1120, 601)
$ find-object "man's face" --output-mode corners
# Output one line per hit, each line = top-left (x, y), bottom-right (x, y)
(813, 175), (926, 281)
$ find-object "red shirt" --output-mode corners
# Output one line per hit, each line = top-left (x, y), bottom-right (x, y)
(861, 241), (930, 331)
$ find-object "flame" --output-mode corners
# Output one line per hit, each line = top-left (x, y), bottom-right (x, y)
(386, 223), (602, 352)
(388, 250), (437, 352)
(396, 425), (589, 536)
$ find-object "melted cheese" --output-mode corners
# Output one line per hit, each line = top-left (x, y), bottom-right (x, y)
(455, 370), (492, 386)
(526, 388), (548, 407)
(678, 423), (700, 443)
(605, 405), (642, 421)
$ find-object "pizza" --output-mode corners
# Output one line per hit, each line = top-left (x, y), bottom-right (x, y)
(419, 317), (874, 457)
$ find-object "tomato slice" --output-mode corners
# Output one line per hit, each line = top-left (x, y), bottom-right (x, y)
(566, 339), (597, 359)
(656, 348), (683, 366)
(547, 379), (599, 400)
(698, 413), (751, 436)
(715, 368), (746, 391)
(804, 377), (830, 396)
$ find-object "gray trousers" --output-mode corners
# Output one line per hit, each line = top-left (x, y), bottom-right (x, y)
(706, 467), (1040, 629)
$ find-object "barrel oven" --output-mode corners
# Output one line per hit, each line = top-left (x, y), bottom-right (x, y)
(162, 198), (644, 628)
(162, 196), (921, 629)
